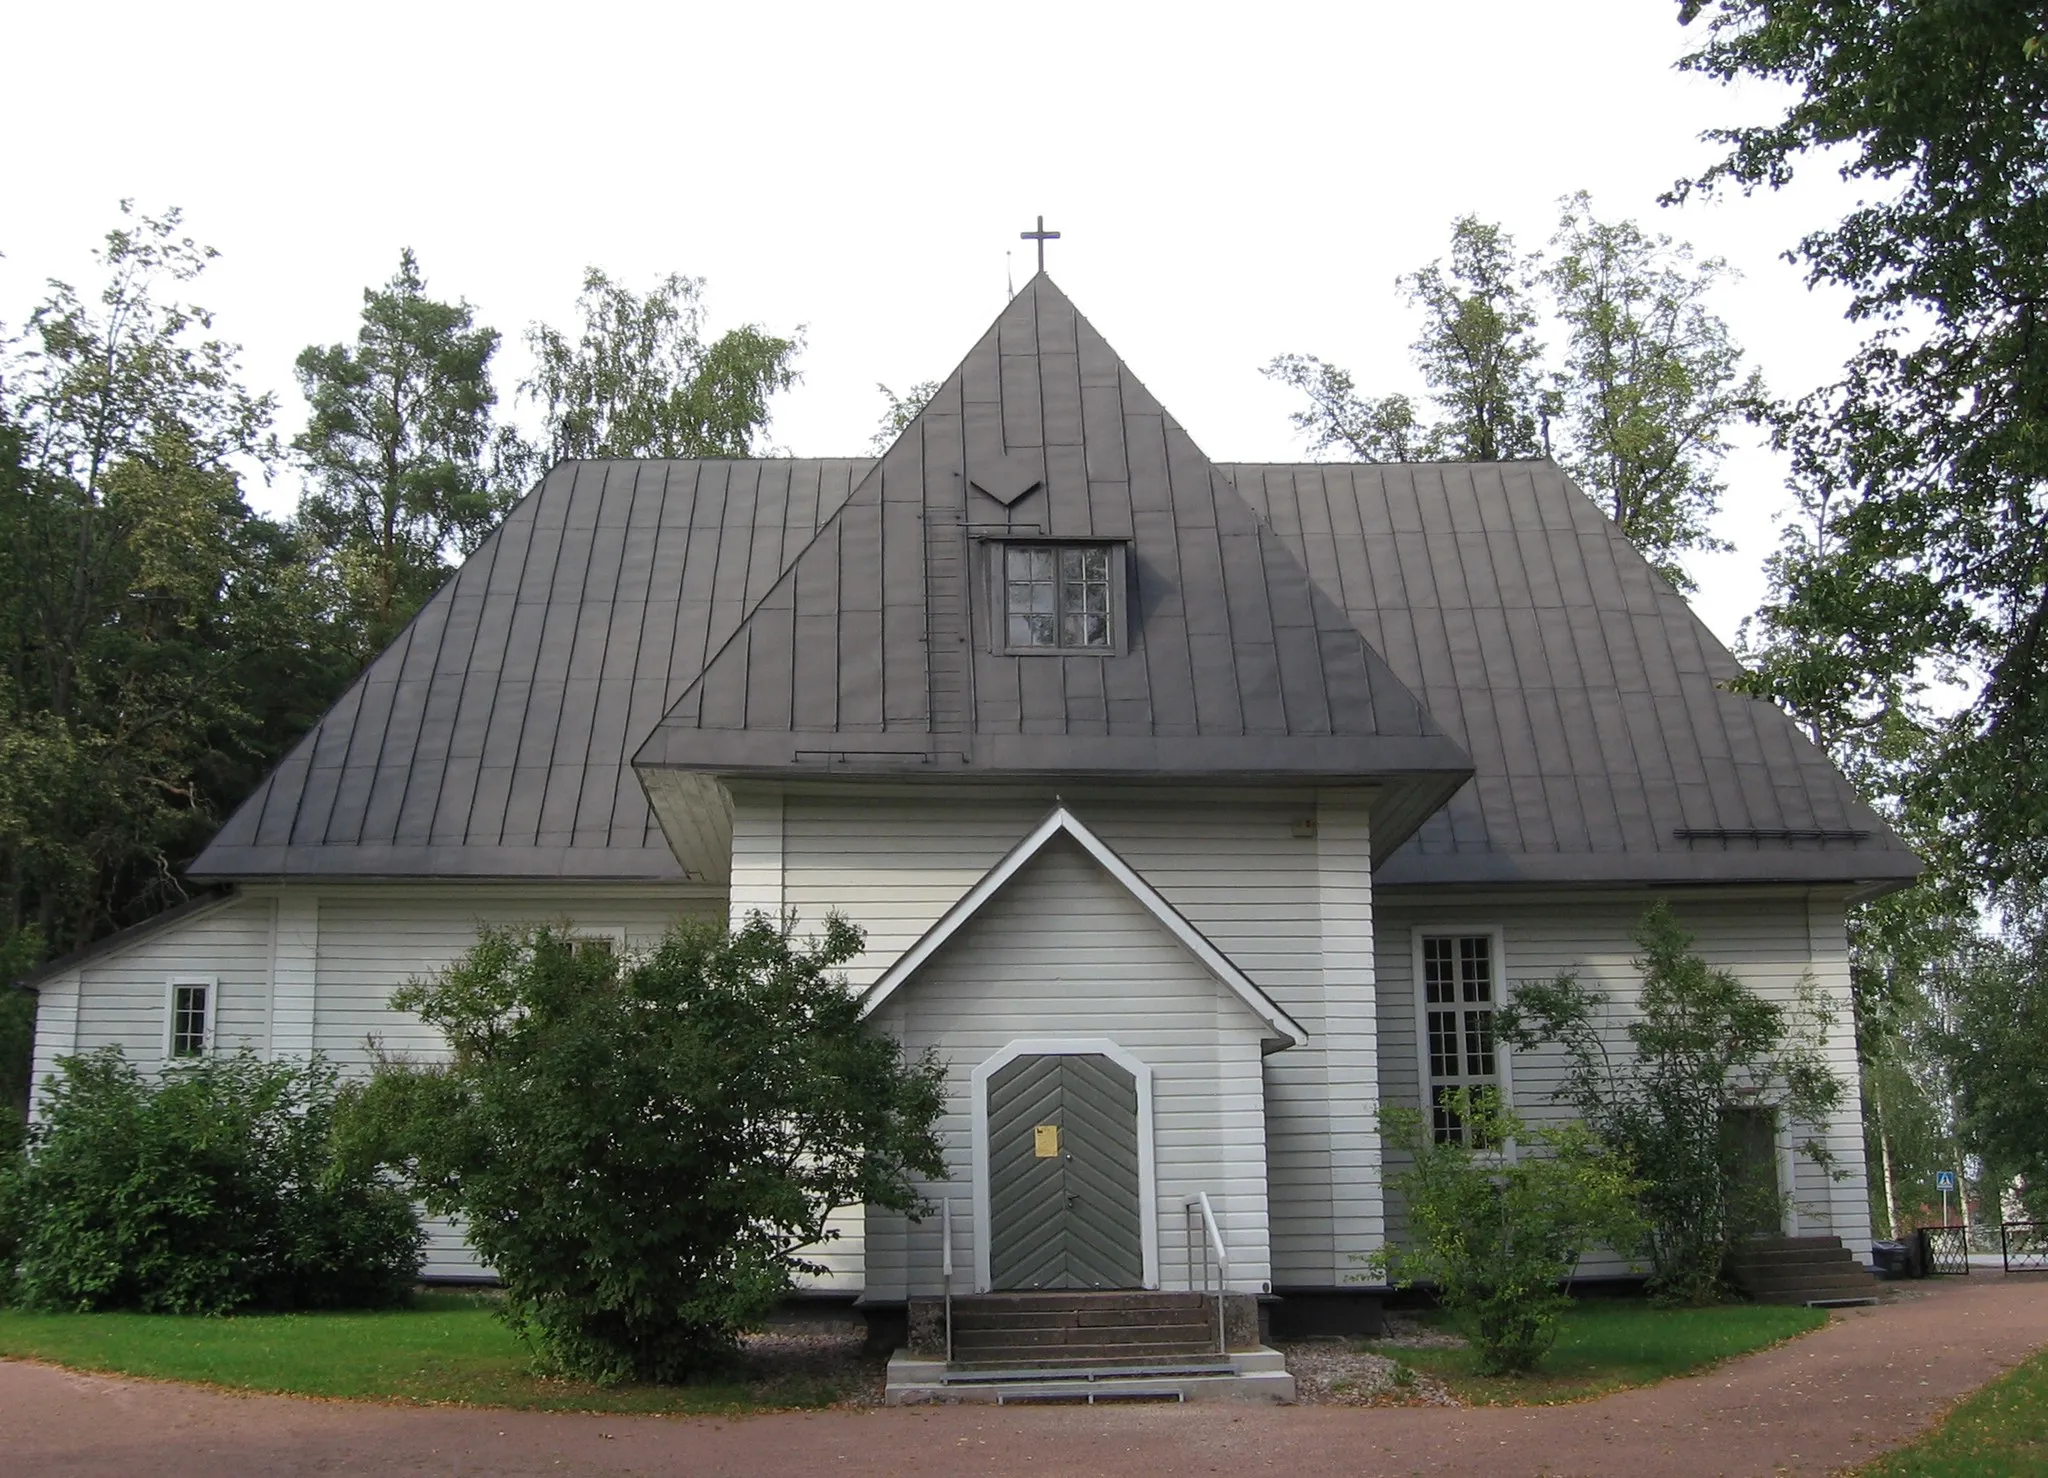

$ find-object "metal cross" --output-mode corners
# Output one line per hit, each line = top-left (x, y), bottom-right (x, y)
(1020, 215), (1061, 273)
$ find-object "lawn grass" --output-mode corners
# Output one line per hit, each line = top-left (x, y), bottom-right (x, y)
(0, 1292), (867, 1415)
(1366, 1299), (1830, 1405)
(1859, 1347), (2048, 1477)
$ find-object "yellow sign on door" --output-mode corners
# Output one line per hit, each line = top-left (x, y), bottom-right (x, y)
(1033, 1124), (1060, 1158)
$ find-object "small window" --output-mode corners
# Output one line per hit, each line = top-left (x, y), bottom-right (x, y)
(1419, 934), (1499, 1144)
(167, 981), (211, 1058)
(571, 936), (616, 963)
(1003, 543), (1113, 650)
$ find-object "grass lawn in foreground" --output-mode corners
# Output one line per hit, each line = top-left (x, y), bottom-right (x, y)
(1366, 1299), (1829, 1405)
(0, 1292), (868, 1415)
(1859, 1346), (2048, 1477)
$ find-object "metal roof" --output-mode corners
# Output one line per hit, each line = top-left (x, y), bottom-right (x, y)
(190, 273), (1916, 891)
(190, 459), (868, 879)
(1228, 461), (1919, 889)
(632, 275), (1476, 854)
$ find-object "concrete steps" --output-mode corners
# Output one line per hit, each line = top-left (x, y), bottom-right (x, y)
(1729, 1235), (1879, 1307)
(887, 1291), (1293, 1404)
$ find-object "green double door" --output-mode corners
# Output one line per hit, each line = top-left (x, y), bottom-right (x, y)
(987, 1053), (1144, 1290)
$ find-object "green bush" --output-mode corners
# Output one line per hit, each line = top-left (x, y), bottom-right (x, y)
(1372, 1089), (1641, 1375)
(0, 1049), (422, 1313)
(1501, 902), (1846, 1302)
(340, 912), (946, 1384)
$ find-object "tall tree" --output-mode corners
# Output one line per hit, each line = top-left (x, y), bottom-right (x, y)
(1262, 217), (1543, 463)
(295, 250), (514, 655)
(522, 269), (800, 463)
(0, 207), (350, 966)
(1675, 0), (2048, 888)
(1259, 357), (1423, 462)
(1543, 194), (1765, 590)
(869, 380), (941, 453)
(1404, 216), (1547, 462)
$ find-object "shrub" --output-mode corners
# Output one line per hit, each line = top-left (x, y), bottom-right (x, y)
(340, 911), (947, 1384)
(0, 1049), (422, 1313)
(1501, 901), (1846, 1302)
(1372, 1089), (1641, 1375)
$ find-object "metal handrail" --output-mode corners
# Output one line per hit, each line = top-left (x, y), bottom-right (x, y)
(941, 1197), (955, 1362)
(1184, 1192), (1230, 1355)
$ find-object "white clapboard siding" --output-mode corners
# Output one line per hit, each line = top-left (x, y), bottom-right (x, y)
(773, 784), (1380, 1287)
(1375, 890), (1872, 1275)
(865, 834), (1274, 1299)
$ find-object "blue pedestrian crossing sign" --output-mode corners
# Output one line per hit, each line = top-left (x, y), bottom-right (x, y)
(1936, 1170), (1958, 1191)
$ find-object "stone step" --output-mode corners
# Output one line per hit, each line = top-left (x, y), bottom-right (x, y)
(1729, 1247), (1861, 1270)
(955, 1341), (1223, 1366)
(953, 1323), (1216, 1350)
(956, 1292), (1212, 1314)
(1734, 1265), (1873, 1290)
(885, 1348), (1296, 1406)
(948, 1355), (1236, 1377)
(952, 1309), (1214, 1334)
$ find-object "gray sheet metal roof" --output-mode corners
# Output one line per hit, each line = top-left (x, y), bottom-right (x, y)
(631, 275), (1476, 853)
(1228, 461), (1919, 889)
(190, 274), (1916, 891)
(189, 459), (867, 879)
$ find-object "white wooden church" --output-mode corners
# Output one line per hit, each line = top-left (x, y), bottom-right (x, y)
(23, 274), (1914, 1399)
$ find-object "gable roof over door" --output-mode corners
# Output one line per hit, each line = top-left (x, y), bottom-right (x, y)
(860, 805), (1308, 1052)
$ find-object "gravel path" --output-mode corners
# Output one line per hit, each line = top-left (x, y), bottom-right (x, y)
(5, 1274), (2044, 1477)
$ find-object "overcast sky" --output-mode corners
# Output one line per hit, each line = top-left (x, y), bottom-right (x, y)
(1, 0), (1869, 649)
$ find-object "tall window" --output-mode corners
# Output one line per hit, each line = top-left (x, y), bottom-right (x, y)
(1004, 544), (1112, 650)
(1421, 934), (1498, 1144)
(168, 981), (210, 1058)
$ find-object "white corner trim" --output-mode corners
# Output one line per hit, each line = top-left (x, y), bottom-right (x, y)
(967, 1037), (1160, 1294)
(858, 804), (1308, 1048)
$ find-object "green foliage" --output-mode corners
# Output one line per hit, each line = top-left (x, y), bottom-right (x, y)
(1368, 1299), (1825, 1407)
(1677, 0), (2048, 889)
(1859, 1343), (2048, 1478)
(341, 913), (945, 1383)
(1372, 1089), (1641, 1375)
(1542, 193), (1766, 591)
(0, 1049), (422, 1313)
(1260, 356), (1423, 462)
(0, 206), (356, 962)
(869, 380), (941, 454)
(294, 249), (520, 656)
(1927, 898), (2048, 1222)
(0, 1293), (863, 1414)
(1402, 216), (1547, 463)
(1501, 902), (1846, 1303)
(522, 269), (801, 463)
(1266, 201), (1761, 584)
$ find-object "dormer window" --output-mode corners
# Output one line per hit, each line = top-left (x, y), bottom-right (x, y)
(1004, 543), (1114, 651)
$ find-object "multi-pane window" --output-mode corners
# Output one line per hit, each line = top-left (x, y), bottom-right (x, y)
(1421, 934), (1498, 1144)
(168, 982), (210, 1058)
(1004, 544), (1112, 650)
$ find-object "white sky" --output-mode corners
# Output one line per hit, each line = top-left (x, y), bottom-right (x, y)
(0, 0), (1870, 649)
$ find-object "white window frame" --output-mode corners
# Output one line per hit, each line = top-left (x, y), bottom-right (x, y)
(566, 926), (628, 961)
(163, 976), (217, 1060)
(982, 539), (1130, 656)
(1409, 926), (1514, 1145)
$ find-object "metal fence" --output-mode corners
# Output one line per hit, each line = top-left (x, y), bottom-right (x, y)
(1915, 1222), (2048, 1274)
(1999, 1221), (2048, 1272)
(1920, 1224), (1972, 1275)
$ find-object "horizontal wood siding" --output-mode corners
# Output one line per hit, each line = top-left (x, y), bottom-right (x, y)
(774, 785), (1376, 1289)
(1375, 890), (1872, 1276)
(865, 835), (1273, 1299)
(67, 897), (277, 1065)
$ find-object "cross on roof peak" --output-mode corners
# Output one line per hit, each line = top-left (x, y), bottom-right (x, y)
(1020, 214), (1061, 274)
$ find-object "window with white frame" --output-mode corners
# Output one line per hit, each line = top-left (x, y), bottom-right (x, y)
(1417, 933), (1501, 1144)
(165, 979), (213, 1059)
(1001, 543), (1115, 651)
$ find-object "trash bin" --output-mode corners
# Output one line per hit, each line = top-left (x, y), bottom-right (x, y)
(1872, 1239), (1914, 1279)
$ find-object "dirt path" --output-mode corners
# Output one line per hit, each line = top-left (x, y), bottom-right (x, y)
(6, 1276), (2045, 1478)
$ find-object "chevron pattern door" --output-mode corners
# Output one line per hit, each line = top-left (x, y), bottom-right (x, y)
(987, 1053), (1144, 1290)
